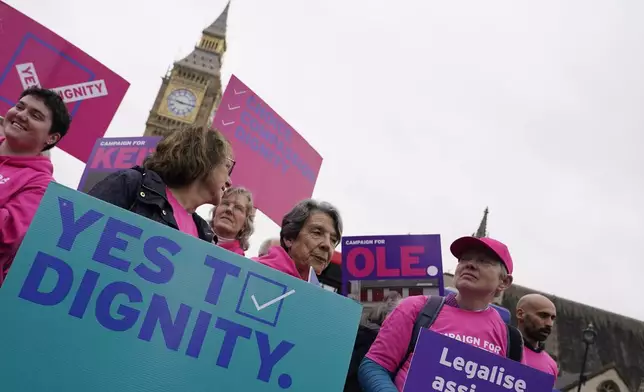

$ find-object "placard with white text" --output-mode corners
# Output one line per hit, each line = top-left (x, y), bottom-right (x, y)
(403, 330), (554, 392)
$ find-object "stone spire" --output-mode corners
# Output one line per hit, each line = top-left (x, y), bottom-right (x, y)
(174, 2), (230, 77)
(473, 207), (489, 238)
(203, 1), (229, 39)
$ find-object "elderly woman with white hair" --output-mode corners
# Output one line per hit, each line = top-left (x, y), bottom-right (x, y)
(253, 199), (342, 280)
(210, 186), (255, 256)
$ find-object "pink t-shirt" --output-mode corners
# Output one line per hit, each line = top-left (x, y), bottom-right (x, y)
(166, 190), (199, 238)
(365, 295), (509, 391)
(523, 347), (558, 379)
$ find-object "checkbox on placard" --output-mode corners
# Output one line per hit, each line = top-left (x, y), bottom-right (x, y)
(235, 272), (294, 327)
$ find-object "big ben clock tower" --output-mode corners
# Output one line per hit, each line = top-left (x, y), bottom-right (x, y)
(144, 3), (229, 137)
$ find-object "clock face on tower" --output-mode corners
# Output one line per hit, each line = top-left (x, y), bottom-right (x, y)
(166, 88), (197, 117)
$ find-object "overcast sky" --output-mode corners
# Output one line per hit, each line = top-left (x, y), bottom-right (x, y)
(8, 0), (644, 320)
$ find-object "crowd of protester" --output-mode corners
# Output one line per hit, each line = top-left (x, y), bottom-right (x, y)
(0, 87), (560, 391)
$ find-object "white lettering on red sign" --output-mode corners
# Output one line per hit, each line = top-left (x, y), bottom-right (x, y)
(14, 63), (109, 103)
(15, 63), (41, 89)
(51, 80), (108, 103)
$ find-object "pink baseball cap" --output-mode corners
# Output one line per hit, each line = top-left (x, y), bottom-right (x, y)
(450, 236), (514, 275)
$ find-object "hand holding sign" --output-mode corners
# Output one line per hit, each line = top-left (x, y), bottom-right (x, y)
(403, 330), (554, 392)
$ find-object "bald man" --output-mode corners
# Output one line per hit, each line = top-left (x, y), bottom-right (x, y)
(257, 238), (280, 257)
(516, 294), (558, 378)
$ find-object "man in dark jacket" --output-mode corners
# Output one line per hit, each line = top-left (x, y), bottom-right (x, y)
(344, 295), (401, 392)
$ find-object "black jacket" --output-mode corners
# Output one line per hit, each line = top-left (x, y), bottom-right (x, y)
(87, 166), (215, 243)
(344, 323), (380, 392)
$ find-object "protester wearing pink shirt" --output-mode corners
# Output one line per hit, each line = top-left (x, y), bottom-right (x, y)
(516, 294), (559, 379)
(210, 186), (255, 256)
(165, 189), (200, 238)
(0, 87), (71, 286)
(359, 236), (517, 392)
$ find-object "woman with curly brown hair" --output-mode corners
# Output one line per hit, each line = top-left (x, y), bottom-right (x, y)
(210, 186), (255, 256)
(87, 125), (233, 243)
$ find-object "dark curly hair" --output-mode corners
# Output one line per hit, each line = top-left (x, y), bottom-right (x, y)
(20, 87), (72, 151)
(143, 125), (232, 188)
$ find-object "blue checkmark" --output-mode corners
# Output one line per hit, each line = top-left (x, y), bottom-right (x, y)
(235, 272), (292, 327)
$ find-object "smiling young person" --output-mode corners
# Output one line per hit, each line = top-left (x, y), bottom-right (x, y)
(358, 236), (519, 392)
(88, 125), (233, 243)
(210, 186), (256, 256)
(253, 199), (342, 281)
(0, 87), (71, 286)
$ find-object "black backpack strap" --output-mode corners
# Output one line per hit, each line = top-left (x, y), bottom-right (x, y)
(505, 324), (524, 362)
(393, 296), (445, 376)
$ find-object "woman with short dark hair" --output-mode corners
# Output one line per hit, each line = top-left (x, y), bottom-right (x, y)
(88, 125), (233, 243)
(253, 199), (343, 280)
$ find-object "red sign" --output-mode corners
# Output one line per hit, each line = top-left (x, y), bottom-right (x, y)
(213, 75), (323, 225)
(0, 3), (129, 162)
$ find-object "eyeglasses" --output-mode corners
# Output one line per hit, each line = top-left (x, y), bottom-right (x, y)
(226, 157), (236, 175)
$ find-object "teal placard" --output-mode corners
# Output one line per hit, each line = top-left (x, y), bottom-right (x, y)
(0, 183), (361, 392)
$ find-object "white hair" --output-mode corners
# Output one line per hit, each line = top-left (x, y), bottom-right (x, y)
(258, 238), (279, 257)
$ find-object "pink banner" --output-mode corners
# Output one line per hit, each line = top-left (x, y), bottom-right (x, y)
(214, 75), (322, 225)
(0, 2), (129, 162)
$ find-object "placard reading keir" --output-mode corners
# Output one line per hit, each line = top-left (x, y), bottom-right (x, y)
(76, 137), (161, 194)
(0, 183), (361, 392)
(403, 330), (554, 392)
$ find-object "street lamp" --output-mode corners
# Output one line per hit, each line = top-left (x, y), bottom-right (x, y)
(576, 323), (597, 392)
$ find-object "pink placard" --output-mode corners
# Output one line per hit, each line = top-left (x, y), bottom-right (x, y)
(213, 75), (323, 225)
(0, 2), (129, 163)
